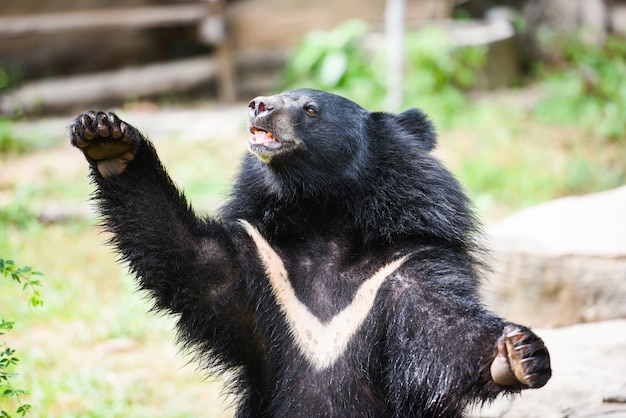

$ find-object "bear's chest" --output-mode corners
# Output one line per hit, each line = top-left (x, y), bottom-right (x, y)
(283, 248), (374, 320)
(264, 230), (390, 318)
(242, 220), (409, 370)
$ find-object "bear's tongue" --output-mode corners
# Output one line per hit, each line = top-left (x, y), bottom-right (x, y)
(250, 129), (275, 145)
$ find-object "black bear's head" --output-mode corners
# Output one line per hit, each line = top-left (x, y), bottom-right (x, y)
(236, 88), (476, 245)
(248, 89), (370, 175)
(247, 88), (436, 179)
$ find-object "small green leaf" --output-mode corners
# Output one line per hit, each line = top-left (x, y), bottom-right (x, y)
(17, 404), (32, 416)
(0, 321), (15, 331)
(319, 51), (348, 87)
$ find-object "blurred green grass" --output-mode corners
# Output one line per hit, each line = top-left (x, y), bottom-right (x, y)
(436, 94), (626, 218)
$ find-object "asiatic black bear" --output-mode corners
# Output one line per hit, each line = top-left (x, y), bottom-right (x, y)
(70, 89), (551, 417)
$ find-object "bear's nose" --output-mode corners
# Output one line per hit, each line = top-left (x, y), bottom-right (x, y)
(248, 97), (275, 118)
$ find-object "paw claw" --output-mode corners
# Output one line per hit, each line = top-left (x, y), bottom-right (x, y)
(69, 111), (142, 177)
(505, 328), (525, 341)
(96, 113), (110, 137)
(491, 325), (551, 389)
(83, 131), (95, 141)
(109, 113), (122, 138)
(513, 343), (533, 357)
(71, 125), (88, 148)
(120, 122), (132, 142)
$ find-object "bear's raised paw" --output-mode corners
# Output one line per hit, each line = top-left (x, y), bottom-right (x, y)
(70, 111), (141, 178)
(490, 324), (551, 389)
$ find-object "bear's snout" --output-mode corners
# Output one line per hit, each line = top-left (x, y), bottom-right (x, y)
(249, 96), (276, 119)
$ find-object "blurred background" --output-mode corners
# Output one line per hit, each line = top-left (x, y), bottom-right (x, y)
(1, 0), (625, 416)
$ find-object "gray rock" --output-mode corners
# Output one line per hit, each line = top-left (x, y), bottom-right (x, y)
(482, 186), (626, 328)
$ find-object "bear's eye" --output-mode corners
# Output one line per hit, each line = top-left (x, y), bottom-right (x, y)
(304, 104), (318, 117)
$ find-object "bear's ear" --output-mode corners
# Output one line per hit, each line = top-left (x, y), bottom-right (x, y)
(396, 108), (437, 151)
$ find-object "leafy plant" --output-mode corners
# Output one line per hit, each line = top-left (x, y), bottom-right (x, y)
(283, 19), (385, 107)
(402, 27), (486, 127)
(1, 259), (43, 417)
(282, 20), (486, 127)
(0, 67), (12, 94)
(533, 33), (626, 141)
(0, 120), (23, 154)
(0, 67), (31, 153)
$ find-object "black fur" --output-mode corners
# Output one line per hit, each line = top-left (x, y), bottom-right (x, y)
(70, 89), (551, 417)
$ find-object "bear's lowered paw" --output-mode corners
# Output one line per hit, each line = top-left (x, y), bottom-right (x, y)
(70, 111), (141, 178)
(490, 324), (552, 389)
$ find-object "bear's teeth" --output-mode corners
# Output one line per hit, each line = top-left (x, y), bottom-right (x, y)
(250, 129), (275, 145)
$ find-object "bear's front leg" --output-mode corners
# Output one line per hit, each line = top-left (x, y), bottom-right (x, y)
(69, 110), (259, 370)
(70, 111), (143, 178)
(490, 324), (551, 389)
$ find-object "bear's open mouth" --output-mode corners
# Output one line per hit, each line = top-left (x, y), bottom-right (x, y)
(249, 127), (283, 150)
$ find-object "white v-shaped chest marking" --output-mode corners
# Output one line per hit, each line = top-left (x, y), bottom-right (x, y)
(240, 220), (410, 371)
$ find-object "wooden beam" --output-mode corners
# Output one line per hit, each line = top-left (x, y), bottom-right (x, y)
(0, 4), (210, 36)
(0, 56), (219, 114)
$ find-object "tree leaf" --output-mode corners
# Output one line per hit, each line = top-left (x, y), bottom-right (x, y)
(319, 51), (348, 87)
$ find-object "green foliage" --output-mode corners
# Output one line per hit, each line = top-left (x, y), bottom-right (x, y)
(402, 28), (486, 126)
(534, 33), (626, 141)
(282, 20), (486, 126)
(0, 120), (27, 155)
(283, 20), (385, 107)
(0, 69), (9, 91)
(0, 260), (43, 308)
(445, 101), (626, 217)
(0, 118), (53, 155)
(282, 21), (626, 214)
(0, 67), (39, 153)
(0, 67), (24, 93)
(0, 70), (22, 153)
(0, 200), (38, 231)
(1, 259), (43, 417)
